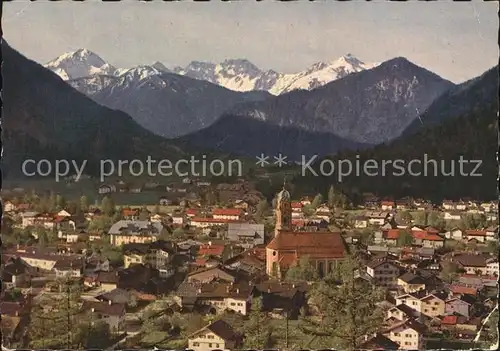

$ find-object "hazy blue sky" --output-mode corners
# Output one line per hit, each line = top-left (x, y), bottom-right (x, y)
(3, 0), (498, 83)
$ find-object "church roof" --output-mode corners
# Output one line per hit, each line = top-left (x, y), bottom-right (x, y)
(266, 231), (346, 259)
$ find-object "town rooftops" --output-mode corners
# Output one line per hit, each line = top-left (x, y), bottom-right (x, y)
(108, 220), (164, 235)
(453, 254), (487, 267)
(398, 272), (426, 285)
(82, 300), (126, 316)
(213, 208), (243, 216)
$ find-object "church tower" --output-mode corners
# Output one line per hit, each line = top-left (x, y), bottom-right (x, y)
(275, 180), (292, 236)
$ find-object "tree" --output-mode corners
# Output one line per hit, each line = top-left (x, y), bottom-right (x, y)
(328, 186), (336, 209)
(80, 196), (89, 212)
(84, 321), (112, 348)
(153, 204), (161, 215)
(242, 298), (274, 349)
(302, 204), (315, 217)
(138, 208), (150, 221)
(101, 196), (115, 216)
(300, 255), (385, 350)
(28, 278), (83, 348)
(439, 261), (460, 283)
(413, 211), (428, 226)
(56, 195), (66, 210)
(48, 191), (57, 211)
(397, 229), (414, 247)
(428, 211), (445, 229)
(285, 256), (319, 282)
(38, 230), (49, 249)
(311, 194), (323, 209)
(172, 227), (185, 238)
(254, 199), (269, 221)
(398, 211), (413, 225)
(88, 216), (114, 232)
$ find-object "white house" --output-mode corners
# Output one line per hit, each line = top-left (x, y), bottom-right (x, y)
(445, 228), (464, 241)
(444, 211), (461, 221)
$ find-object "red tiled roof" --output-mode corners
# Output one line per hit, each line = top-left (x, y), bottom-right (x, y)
(425, 226), (440, 234)
(291, 202), (303, 209)
(213, 208), (242, 216)
(278, 252), (299, 268)
(381, 201), (395, 206)
(186, 209), (198, 215)
(465, 230), (486, 236)
(412, 231), (443, 241)
(54, 215), (67, 223)
(122, 209), (138, 216)
(386, 229), (401, 239)
(267, 231), (345, 259)
(191, 217), (239, 224)
(441, 315), (457, 325)
(450, 285), (477, 295)
(292, 219), (306, 226)
(195, 258), (207, 266)
(198, 244), (225, 256)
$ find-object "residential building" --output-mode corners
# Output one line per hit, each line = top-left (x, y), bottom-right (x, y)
(445, 297), (473, 318)
(366, 260), (401, 289)
(196, 283), (252, 315)
(381, 201), (395, 211)
(187, 319), (240, 351)
(419, 292), (446, 318)
(453, 254), (488, 275)
(397, 272), (426, 293)
(212, 208), (243, 221)
(82, 300), (126, 333)
(444, 228), (464, 241)
(412, 231), (444, 248)
(108, 220), (164, 246)
(227, 223), (265, 248)
(383, 319), (426, 350)
(443, 211), (462, 221)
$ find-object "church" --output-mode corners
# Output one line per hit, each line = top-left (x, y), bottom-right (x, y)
(265, 185), (347, 279)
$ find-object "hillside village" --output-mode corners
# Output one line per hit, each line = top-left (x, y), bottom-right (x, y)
(1, 180), (498, 350)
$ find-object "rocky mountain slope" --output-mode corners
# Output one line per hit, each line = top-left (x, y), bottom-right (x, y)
(176, 114), (368, 161)
(183, 57), (454, 154)
(401, 65), (499, 136)
(1, 42), (195, 178)
(73, 67), (271, 138)
(295, 65), (498, 201)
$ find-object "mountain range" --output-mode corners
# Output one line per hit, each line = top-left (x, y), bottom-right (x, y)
(44, 49), (453, 153)
(3, 42), (497, 201)
(45, 49), (377, 95)
(1, 42), (190, 177)
(296, 66), (499, 201)
(68, 67), (270, 138)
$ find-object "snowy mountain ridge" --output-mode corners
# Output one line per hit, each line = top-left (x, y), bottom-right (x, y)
(44, 49), (378, 94)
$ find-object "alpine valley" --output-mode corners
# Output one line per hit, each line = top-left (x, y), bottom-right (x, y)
(3, 43), (498, 202)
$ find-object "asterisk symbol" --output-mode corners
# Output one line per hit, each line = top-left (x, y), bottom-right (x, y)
(255, 153), (270, 167)
(273, 153), (288, 167)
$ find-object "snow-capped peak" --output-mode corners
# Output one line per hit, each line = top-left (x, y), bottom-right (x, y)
(45, 48), (117, 80)
(45, 48), (377, 95)
(120, 65), (161, 81)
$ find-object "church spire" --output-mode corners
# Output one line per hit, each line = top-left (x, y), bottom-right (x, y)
(275, 178), (292, 235)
